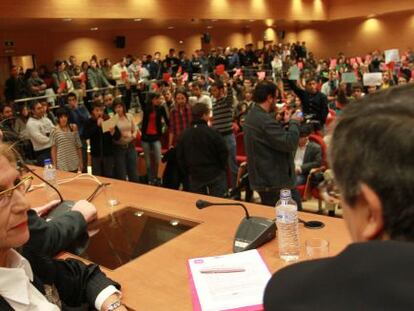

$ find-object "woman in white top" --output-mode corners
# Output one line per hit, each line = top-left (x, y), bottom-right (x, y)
(113, 100), (140, 182)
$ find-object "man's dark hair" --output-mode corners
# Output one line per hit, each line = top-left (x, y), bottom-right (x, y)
(330, 84), (414, 241)
(351, 83), (363, 92)
(67, 92), (77, 100)
(253, 81), (277, 103)
(56, 107), (69, 119)
(192, 103), (210, 120)
(92, 101), (104, 110)
(210, 80), (225, 90)
(299, 123), (313, 137)
(192, 81), (201, 89)
(0, 103), (13, 114)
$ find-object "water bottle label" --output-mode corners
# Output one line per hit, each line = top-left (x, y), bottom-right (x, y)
(276, 211), (296, 224)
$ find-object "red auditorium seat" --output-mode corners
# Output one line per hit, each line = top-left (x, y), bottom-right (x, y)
(236, 132), (247, 164)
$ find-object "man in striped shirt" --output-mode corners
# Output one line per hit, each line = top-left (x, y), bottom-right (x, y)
(210, 78), (238, 190)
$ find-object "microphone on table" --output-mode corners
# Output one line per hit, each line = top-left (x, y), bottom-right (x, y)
(196, 199), (276, 253)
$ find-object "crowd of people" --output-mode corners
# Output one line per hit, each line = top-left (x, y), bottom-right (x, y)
(0, 39), (414, 311)
(1, 41), (413, 204)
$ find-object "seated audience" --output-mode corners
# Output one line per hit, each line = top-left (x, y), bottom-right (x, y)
(294, 124), (322, 186)
(264, 84), (414, 310)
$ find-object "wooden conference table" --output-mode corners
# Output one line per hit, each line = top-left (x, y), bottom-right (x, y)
(28, 169), (351, 311)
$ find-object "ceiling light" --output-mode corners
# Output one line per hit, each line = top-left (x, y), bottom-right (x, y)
(212, 19), (218, 22)
(90, 27), (98, 31)
(179, 40), (184, 44)
(134, 18), (142, 22)
(207, 26), (213, 29)
(249, 19), (255, 22)
(63, 18), (72, 22)
(168, 26), (174, 29)
(367, 14), (377, 18)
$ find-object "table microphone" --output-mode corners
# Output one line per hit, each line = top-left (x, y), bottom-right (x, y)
(196, 199), (276, 253)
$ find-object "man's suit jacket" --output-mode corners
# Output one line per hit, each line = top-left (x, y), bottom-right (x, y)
(300, 141), (322, 175)
(264, 241), (414, 311)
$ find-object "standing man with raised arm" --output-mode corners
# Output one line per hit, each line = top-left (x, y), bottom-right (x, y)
(243, 81), (303, 209)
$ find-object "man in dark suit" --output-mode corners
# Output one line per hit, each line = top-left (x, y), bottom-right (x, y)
(264, 84), (414, 310)
(294, 124), (322, 186)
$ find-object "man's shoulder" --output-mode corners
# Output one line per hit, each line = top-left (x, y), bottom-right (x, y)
(308, 141), (322, 151)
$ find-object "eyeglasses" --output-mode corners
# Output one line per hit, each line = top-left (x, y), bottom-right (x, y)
(0, 175), (33, 207)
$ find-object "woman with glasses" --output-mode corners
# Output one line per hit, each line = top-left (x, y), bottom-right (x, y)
(0, 143), (127, 311)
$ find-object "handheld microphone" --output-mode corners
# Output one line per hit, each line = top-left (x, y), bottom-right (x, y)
(195, 199), (276, 253)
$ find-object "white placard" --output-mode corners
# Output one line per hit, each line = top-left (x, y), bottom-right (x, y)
(363, 73), (383, 86)
(385, 49), (400, 64)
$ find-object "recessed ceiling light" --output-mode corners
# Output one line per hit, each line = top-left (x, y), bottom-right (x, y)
(212, 19), (218, 22)
(179, 40), (184, 44)
(63, 18), (72, 22)
(90, 27), (98, 31)
(249, 19), (255, 22)
(168, 26), (174, 29)
(134, 18), (142, 22)
(207, 25), (213, 29)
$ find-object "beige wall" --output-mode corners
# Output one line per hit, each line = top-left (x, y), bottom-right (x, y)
(297, 10), (414, 58)
(1, 10), (414, 69)
(0, 27), (254, 68)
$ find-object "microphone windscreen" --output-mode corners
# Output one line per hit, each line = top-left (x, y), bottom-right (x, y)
(196, 200), (210, 209)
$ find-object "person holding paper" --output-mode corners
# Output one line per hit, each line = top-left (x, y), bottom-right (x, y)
(83, 101), (120, 177)
(321, 70), (338, 107)
(264, 84), (414, 310)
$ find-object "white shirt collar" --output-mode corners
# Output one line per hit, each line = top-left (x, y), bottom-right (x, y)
(0, 249), (33, 305)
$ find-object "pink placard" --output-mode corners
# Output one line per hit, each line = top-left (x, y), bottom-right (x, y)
(329, 58), (337, 69)
(257, 71), (266, 80)
(182, 72), (189, 82)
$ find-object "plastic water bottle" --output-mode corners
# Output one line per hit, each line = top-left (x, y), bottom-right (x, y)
(43, 159), (58, 200)
(276, 189), (299, 262)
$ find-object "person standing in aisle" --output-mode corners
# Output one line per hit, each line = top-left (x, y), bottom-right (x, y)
(244, 81), (303, 209)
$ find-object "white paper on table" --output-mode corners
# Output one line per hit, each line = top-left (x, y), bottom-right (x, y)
(102, 118), (117, 133)
(385, 49), (400, 64)
(188, 249), (271, 311)
(363, 72), (383, 86)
